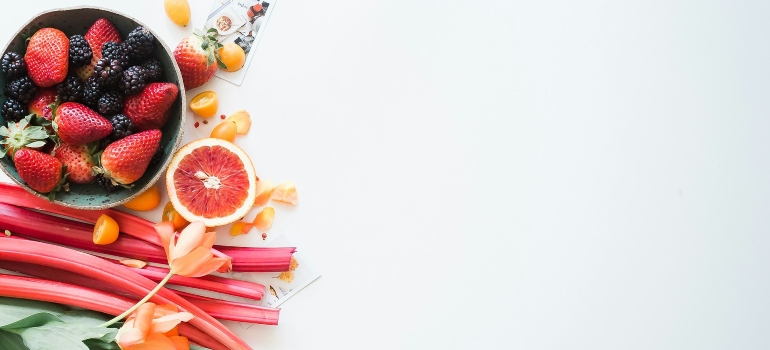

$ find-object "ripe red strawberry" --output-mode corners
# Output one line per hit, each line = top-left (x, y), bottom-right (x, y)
(25, 28), (69, 87)
(28, 88), (58, 120)
(75, 18), (122, 80)
(14, 148), (66, 194)
(173, 29), (225, 89)
(54, 102), (113, 146)
(96, 129), (161, 186)
(53, 143), (96, 184)
(122, 83), (179, 130)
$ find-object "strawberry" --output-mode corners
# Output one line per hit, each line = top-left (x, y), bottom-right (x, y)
(25, 28), (69, 87)
(53, 102), (113, 146)
(122, 82), (179, 131)
(53, 143), (96, 184)
(14, 148), (66, 194)
(75, 18), (122, 81)
(95, 129), (161, 186)
(0, 115), (50, 159)
(28, 88), (58, 120)
(173, 29), (225, 90)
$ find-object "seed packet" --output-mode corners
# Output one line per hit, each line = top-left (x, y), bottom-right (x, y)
(203, 0), (278, 85)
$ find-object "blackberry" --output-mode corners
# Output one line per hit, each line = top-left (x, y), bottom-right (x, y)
(125, 27), (155, 63)
(93, 58), (124, 89)
(82, 77), (101, 109)
(149, 147), (164, 167)
(100, 114), (136, 149)
(101, 42), (130, 68)
(119, 66), (148, 95)
(68, 35), (93, 68)
(4, 76), (37, 103)
(1, 98), (27, 122)
(96, 174), (118, 192)
(141, 59), (163, 82)
(1, 52), (27, 80)
(98, 91), (123, 115)
(55, 76), (83, 103)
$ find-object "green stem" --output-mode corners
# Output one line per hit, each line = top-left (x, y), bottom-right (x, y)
(99, 271), (174, 327)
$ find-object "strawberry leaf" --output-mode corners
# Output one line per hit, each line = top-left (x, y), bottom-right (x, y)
(25, 141), (46, 149)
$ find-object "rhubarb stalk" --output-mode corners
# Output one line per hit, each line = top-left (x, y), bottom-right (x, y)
(0, 261), (279, 325)
(0, 273), (224, 349)
(0, 235), (252, 350)
(0, 198), (296, 272)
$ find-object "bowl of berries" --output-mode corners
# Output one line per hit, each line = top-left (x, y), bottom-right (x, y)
(0, 6), (185, 209)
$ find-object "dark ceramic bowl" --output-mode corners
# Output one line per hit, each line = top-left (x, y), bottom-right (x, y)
(0, 6), (185, 209)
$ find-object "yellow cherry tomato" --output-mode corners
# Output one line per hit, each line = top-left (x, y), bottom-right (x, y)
(190, 91), (218, 118)
(123, 185), (162, 211)
(162, 201), (189, 230)
(210, 120), (237, 142)
(164, 0), (191, 27)
(217, 43), (246, 72)
(93, 214), (120, 245)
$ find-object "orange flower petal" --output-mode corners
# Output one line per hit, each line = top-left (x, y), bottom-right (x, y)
(170, 246), (213, 276)
(169, 336), (190, 350)
(124, 332), (177, 350)
(164, 326), (179, 337)
(253, 207), (275, 231)
(271, 181), (298, 205)
(118, 303), (156, 348)
(154, 222), (176, 262)
(229, 221), (254, 236)
(184, 256), (231, 278)
(120, 259), (148, 268)
(151, 312), (194, 334)
(201, 231), (217, 250)
(170, 221), (206, 260)
(253, 179), (274, 207)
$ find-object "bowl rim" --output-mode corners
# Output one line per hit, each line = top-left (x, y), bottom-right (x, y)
(0, 5), (187, 210)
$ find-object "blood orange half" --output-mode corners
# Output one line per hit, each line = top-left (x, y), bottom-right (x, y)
(166, 138), (258, 227)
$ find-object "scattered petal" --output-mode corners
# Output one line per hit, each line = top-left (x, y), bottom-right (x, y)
(253, 179), (274, 207)
(253, 207), (275, 231)
(120, 259), (148, 268)
(271, 181), (298, 205)
(229, 221), (254, 236)
(278, 271), (295, 283)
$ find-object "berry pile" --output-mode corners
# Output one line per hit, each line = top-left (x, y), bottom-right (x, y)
(0, 18), (178, 197)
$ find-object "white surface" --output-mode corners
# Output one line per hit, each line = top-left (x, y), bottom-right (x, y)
(3, 0), (770, 349)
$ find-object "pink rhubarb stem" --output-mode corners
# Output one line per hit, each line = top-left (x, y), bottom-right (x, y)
(0, 273), (225, 349)
(0, 187), (297, 272)
(112, 260), (265, 300)
(0, 235), (252, 350)
(0, 261), (278, 325)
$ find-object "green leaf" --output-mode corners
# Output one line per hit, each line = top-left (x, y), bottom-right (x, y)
(0, 298), (67, 328)
(0, 127), (10, 137)
(26, 141), (46, 149)
(83, 339), (120, 350)
(58, 311), (112, 328)
(0, 330), (28, 350)
(190, 345), (212, 350)
(10, 322), (117, 350)
(207, 27), (218, 33)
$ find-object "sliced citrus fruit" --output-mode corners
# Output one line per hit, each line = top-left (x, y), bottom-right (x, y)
(225, 110), (251, 134)
(123, 185), (162, 211)
(166, 138), (258, 227)
(190, 91), (218, 118)
(93, 214), (119, 245)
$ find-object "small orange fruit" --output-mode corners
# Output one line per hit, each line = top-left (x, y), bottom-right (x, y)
(93, 214), (119, 245)
(162, 201), (189, 230)
(164, 0), (191, 26)
(190, 91), (218, 118)
(218, 43), (246, 72)
(210, 120), (237, 142)
(123, 185), (162, 211)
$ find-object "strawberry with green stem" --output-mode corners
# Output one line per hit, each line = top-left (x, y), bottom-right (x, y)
(14, 148), (68, 197)
(0, 115), (50, 159)
(173, 28), (227, 90)
(94, 129), (161, 188)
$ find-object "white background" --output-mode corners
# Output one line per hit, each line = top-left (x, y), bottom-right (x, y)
(2, 0), (770, 349)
